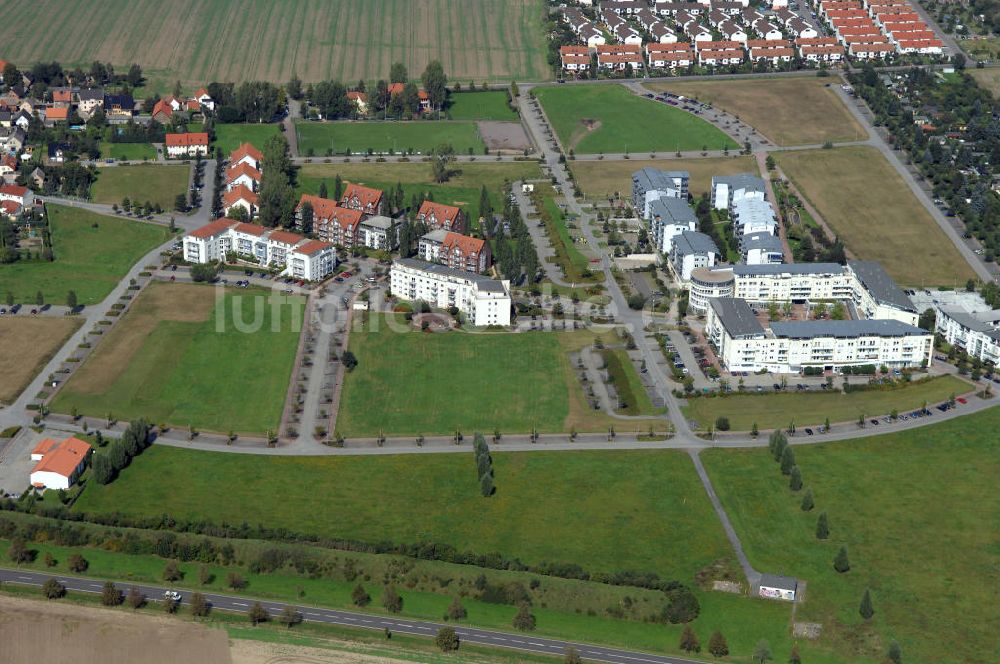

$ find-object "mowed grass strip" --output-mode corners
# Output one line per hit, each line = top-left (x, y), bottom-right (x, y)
(101, 142), (157, 161)
(600, 349), (665, 416)
(645, 77), (866, 146)
(570, 155), (757, 202)
(212, 123), (283, 155)
(702, 406), (1000, 664)
(535, 84), (737, 154)
(52, 282), (303, 433)
(682, 375), (973, 431)
(447, 91), (518, 121)
(91, 164), (190, 210)
(775, 146), (977, 286)
(0, 317), (82, 404)
(296, 121), (485, 155)
(74, 445), (737, 584)
(0, 205), (171, 305)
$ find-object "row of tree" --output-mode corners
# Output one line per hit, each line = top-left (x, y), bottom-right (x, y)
(91, 418), (152, 484)
(473, 433), (495, 497)
(298, 61), (448, 119)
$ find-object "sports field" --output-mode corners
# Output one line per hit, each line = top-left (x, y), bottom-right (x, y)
(447, 91), (518, 121)
(683, 375), (972, 431)
(296, 121), (484, 155)
(535, 84), (737, 154)
(51, 282), (303, 433)
(0, 317), (82, 404)
(703, 405), (1000, 664)
(0, 205), (171, 305)
(570, 155), (757, 202)
(298, 161), (542, 232)
(90, 164), (190, 210)
(212, 123), (282, 156)
(0, 1), (549, 91)
(646, 77), (866, 146)
(775, 146), (977, 285)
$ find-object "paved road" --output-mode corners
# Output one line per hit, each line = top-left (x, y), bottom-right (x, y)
(0, 567), (705, 664)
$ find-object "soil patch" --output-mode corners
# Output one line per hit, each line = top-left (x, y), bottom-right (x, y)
(230, 638), (411, 664)
(0, 317), (82, 404)
(478, 121), (532, 152)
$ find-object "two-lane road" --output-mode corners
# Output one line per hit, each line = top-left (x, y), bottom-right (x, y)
(0, 567), (704, 664)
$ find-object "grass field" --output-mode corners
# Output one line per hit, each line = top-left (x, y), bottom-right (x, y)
(0, 1), (549, 92)
(0, 205), (171, 305)
(702, 406), (1000, 664)
(296, 121), (485, 155)
(775, 146), (977, 286)
(535, 85), (737, 154)
(90, 164), (189, 210)
(101, 142), (157, 161)
(213, 123), (282, 155)
(570, 155), (757, 202)
(298, 161), (542, 232)
(446, 91), (518, 121)
(970, 67), (1000, 95)
(51, 282), (302, 433)
(645, 77), (866, 147)
(682, 375), (973, 431)
(0, 317), (82, 404)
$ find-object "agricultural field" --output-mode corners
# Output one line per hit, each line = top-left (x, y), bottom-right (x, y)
(0, 205), (171, 305)
(90, 164), (190, 210)
(970, 66), (1000, 95)
(775, 146), (977, 285)
(535, 84), (737, 154)
(702, 406), (1000, 664)
(0, 1), (549, 92)
(682, 375), (973, 431)
(296, 121), (485, 156)
(570, 155), (757, 203)
(646, 77), (866, 146)
(212, 122), (282, 155)
(0, 317), (82, 404)
(298, 160), (542, 232)
(51, 282), (303, 433)
(101, 142), (157, 161)
(446, 90), (518, 121)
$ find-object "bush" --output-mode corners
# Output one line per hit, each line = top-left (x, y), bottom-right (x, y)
(42, 578), (66, 599)
(714, 417), (730, 431)
(67, 553), (89, 573)
(512, 603), (536, 631)
(662, 585), (700, 624)
(382, 585), (403, 613)
(351, 583), (371, 606)
(435, 626), (460, 652)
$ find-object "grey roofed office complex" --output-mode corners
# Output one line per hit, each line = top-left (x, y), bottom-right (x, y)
(673, 230), (719, 257)
(709, 297), (765, 337)
(848, 260), (916, 312)
(650, 196), (697, 226)
(769, 319), (927, 339)
(394, 258), (507, 292)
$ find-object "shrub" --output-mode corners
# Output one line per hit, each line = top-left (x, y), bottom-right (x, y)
(714, 417), (730, 431)
(42, 578), (66, 599)
(435, 626), (460, 652)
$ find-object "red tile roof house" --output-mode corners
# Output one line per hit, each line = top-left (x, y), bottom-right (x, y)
(43, 106), (69, 126)
(226, 161), (263, 192)
(30, 436), (92, 490)
(339, 183), (385, 215)
(418, 229), (492, 273)
(165, 132), (209, 158)
(223, 185), (259, 219)
(387, 83), (432, 112)
(0, 183), (35, 209)
(230, 142), (263, 171)
(416, 200), (467, 233)
(150, 99), (174, 124)
(296, 193), (365, 246)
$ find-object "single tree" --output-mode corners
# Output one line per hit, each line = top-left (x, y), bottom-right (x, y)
(163, 594), (179, 614)
(42, 578), (66, 599)
(859, 588), (874, 619)
(67, 553), (88, 573)
(198, 564), (212, 585)
(248, 601), (269, 625)
(800, 488), (814, 512)
(780, 445), (796, 475)
(446, 595), (467, 621)
(279, 605), (302, 628)
(43, 552), (56, 568)
(351, 583), (371, 606)
(66, 290), (77, 308)
(816, 512), (830, 539)
(564, 646), (582, 664)
(435, 626), (460, 652)
(833, 546), (851, 573)
(8, 539), (30, 564)
(190, 592), (209, 617)
(35, 290), (43, 306)
(382, 585), (403, 613)
(162, 560), (182, 582)
(101, 581), (122, 606)
(708, 631), (729, 658)
(126, 586), (145, 610)
(789, 644), (802, 664)
(680, 625), (701, 652)
(789, 466), (803, 491)
(887, 640), (903, 664)
(754, 639), (773, 663)
(227, 571), (247, 590)
(480, 472), (495, 497)
(512, 603), (536, 631)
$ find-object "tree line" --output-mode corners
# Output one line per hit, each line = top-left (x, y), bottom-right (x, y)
(297, 61), (447, 120)
(91, 419), (152, 485)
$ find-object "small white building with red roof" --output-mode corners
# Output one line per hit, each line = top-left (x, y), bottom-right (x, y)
(164, 132), (209, 158)
(30, 436), (92, 490)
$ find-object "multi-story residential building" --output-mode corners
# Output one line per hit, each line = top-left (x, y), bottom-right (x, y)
(0, 183), (34, 213)
(295, 194), (397, 250)
(230, 142), (262, 171)
(669, 230), (720, 281)
(225, 161), (262, 192)
(165, 132), (209, 158)
(847, 260), (919, 324)
(935, 307), (1000, 366)
(340, 183), (384, 216)
(416, 201), (467, 233)
(632, 167), (689, 217)
(689, 266), (736, 314)
(731, 263), (855, 302)
(222, 185), (258, 219)
(390, 258), (511, 326)
(706, 297), (933, 373)
(417, 230), (491, 273)
(740, 231), (784, 265)
(560, 45), (592, 72)
(358, 215), (398, 251)
(731, 197), (778, 237)
(649, 196), (697, 253)
(711, 173), (766, 210)
(183, 219), (337, 281)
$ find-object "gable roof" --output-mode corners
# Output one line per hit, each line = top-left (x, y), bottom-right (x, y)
(222, 184), (258, 207)
(151, 99), (173, 118)
(0, 183), (29, 197)
(294, 239), (335, 256)
(417, 200), (462, 223)
(225, 161), (262, 183)
(188, 218), (237, 239)
(296, 193), (339, 220)
(441, 231), (486, 255)
(32, 436), (92, 478)
(45, 106), (69, 120)
(165, 132), (209, 147)
(230, 142), (263, 165)
(341, 183), (383, 208)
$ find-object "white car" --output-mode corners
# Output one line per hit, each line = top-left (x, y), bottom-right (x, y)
(163, 590), (182, 602)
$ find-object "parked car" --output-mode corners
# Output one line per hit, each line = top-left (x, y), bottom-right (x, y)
(163, 590), (182, 602)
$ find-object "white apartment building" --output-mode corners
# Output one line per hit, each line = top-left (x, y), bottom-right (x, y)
(689, 266), (735, 314)
(390, 258), (511, 327)
(741, 231), (784, 265)
(706, 297), (933, 373)
(357, 215), (398, 251)
(731, 198), (778, 237)
(847, 260), (920, 325)
(669, 230), (719, 282)
(712, 173), (766, 210)
(649, 197), (697, 253)
(183, 219), (337, 281)
(936, 307), (1000, 366)
(731, 263), (856, 303)
(632, 168), (689, 218)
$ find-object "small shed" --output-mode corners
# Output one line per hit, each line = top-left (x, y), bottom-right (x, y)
(758, 574), (798, 601)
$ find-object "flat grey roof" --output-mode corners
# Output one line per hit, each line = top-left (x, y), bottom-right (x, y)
(710, 297), (765, 338)
(420, 229), (449, 242)
(770, 319), (927, 339)
(394, 258), (506, 291)
(759, 574), (797, 592)
(633, 167), (689, 192)
(712, 173), (765, 192)
(362, 215), (396, 230)
(740, 231), (783, 252)
(732, 262), (845, 276)
(848, 260), (915, 312)
(650, 197), (697, 226)
(673, 230), (719, 256)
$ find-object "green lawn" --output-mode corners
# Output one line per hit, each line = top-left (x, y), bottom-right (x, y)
(539, 192), (594, 279)
(52, 283), (302, 433)
(296, 121), (485, 156)
(446, 91), (518, 120)
(211, 123), (283, 155)
(601, 348), (664, 416)
(535, 84), (737, 154)
(91, 164), (189, 210)
(682, 375), (973, 431)
(101, 142), (157, 161)
(702, 405), (1000, 664)
(0, 205), (171, 305)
